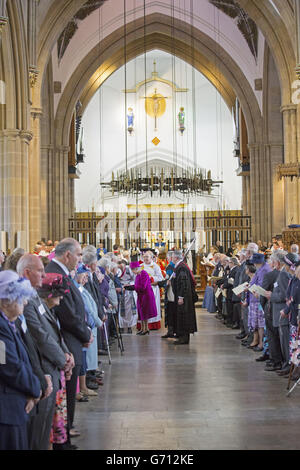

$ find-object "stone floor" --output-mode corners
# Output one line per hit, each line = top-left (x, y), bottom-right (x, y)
(74, 309), (300, 450)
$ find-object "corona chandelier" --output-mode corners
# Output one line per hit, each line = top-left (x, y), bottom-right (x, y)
(100, 167), (223, 196)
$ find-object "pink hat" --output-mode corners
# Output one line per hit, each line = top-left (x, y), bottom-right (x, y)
(130, 261), (140, 269)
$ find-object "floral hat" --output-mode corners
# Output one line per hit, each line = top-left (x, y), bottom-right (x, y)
(37, 273), (69, 299)
(0, 270), (35, 304)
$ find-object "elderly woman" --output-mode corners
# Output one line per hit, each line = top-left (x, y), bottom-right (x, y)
(117, 259), (137, 333)
(37, 272), (74, 450)
(73, 267), (102, 398)
(0, 271), (41, 450)
(245, 253), (271, 351)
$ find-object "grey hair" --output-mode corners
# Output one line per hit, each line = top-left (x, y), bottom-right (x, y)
(110, 262), (118, 271)
(82, 245), (97, 255)
(55, 238), (78, 257)
(270, 251), (288, 265)
(16, 253), (41, 276)
(247, 243), (258, 254)
(97, 257), (111, 270)
(82, 250), (97, 265)
(291, 244), (299, 254)
(172, 250), (183, 260)
(12, 247), (26, 256)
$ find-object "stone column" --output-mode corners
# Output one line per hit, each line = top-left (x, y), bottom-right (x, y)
(40, 144), (54, 240)
(0, 0), (8, 32)
(53, 146), (70, 241)
(295, 0), (300, 76)
(281, 104), (300, 225)
(0, 129), (32, 251)
(28, 0), (39, 89)
(249, 143), (261, 241)
(29, 107), (42, 249)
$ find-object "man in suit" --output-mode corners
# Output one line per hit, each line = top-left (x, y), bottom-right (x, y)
(17, 254), (72, 450)
(259, 256), (280, 367)
(267, 251), (291, 375)
(234, 250), (250, 339)
(222, 258), (240, 328)
(45, 238), (92, 442)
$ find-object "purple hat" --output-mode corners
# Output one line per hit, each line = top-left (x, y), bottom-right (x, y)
(130, 261), (140, 270)
(0, 270), (35, 304)
(250, 253), (265, 265)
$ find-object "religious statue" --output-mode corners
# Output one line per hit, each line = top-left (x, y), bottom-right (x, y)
(144, 88), (168, 131)
(127, 107), (134, 135)
(178, 107), (185, 135)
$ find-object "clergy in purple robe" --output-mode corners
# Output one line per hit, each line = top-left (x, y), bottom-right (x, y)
(126, 262), (157, 335)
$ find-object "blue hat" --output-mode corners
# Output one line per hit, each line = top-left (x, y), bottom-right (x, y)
(76, 264), (89, 274)
(0, 270), (35, 304)
(250, 253), (265, 264)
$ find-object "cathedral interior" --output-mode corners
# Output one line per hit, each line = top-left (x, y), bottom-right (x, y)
(1, 0), (300, 452)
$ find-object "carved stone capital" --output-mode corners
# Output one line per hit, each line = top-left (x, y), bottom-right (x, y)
(31, 106), (43, 119)
(29, 67), (39, 88)
(0, 16), (8, 34)
(20, 130), (34, 143)
(280, 104), (298, 114)
(276, 163), (300, 180)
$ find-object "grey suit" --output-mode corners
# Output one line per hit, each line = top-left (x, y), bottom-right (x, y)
(24, 295), (69, 450)
(270, 269), (291, 370)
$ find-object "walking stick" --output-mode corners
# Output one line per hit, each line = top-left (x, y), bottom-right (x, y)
(103, 322), (112, 365)
(112, 312), (125, 354)
(287, 363), (295, 391)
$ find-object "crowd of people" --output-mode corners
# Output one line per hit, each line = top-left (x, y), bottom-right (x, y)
(203, 239), (300, 382)
(0, 238), (197, 450)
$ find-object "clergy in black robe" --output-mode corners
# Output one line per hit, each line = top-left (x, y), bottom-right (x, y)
(171, 251), (197, 344)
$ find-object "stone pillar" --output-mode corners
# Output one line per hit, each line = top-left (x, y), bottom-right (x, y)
(295, 0), (300, 77)
(28, 0), (39, 89)
(52, 146), (69, 241)
(0, 129), (32, 251)
(40, 144), (54, 240)
(249, 143), (261, 241)
(281, 104), (300, 225)
(29, 108), (42, 249)
(0, 0), (8, 32)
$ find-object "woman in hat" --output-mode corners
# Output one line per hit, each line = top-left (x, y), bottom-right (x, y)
(0, 270), (41, 450)
(125, 262), (157, 335)
(246, 253), (271, 351)
(37, 272), (74, 450)
(73, 266), (102, 399)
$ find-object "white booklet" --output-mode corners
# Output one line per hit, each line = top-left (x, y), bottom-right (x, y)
(232, 282), (249, 296)
(215, 288), (222, 299)
(248, 284), (269, 298)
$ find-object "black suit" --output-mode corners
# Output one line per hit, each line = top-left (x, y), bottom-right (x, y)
(260, 269), (281, 365)
(85, 274), (105, 321)
(23, 296), (69, 449)
(15, 317), (47, 394)
(45, 260), (91, 434)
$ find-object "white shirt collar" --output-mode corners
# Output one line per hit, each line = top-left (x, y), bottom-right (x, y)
(53, 258), (70, 276)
